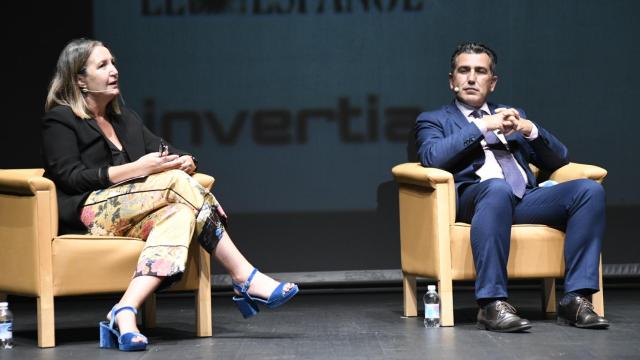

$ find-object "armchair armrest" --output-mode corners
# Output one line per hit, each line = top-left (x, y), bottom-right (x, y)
(392, 162), (457, 280)
(0, 170), (215, 196)
(548, 162), (607, 184)
(0, 169), (58, 241)
(192, 173), (215, 191)
(392, 163), (454, 189)
(392, 162), (457, 223)
(0, 169), (57, 295)
(0, 169), (54, 195)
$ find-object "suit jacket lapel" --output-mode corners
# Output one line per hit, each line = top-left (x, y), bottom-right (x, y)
(445, 102), (470, 130)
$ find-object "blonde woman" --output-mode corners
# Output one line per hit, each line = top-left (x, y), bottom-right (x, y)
(42, 38), (298, 351)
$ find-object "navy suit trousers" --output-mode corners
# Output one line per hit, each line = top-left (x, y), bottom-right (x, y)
(457, 178), (605, 300)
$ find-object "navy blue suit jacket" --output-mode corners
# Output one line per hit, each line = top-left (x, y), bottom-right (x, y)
(415, 101), (569, 198)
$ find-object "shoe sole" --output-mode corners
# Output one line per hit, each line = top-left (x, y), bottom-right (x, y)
(265, 285), (299, 309)
(557, 317), (610, 329)
(576, 323), (610, 329)
(477, 322), (532, 333)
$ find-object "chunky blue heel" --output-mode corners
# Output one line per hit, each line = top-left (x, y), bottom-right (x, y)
(232, 268), (299, 319)
(99, 320), (118, 348)
(99, 305), (148, 351)
(234, 296), (260, 318)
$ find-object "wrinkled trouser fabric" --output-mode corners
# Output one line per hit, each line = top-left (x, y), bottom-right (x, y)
(80, 170), (226, 288)
(457, 178), (605, 300)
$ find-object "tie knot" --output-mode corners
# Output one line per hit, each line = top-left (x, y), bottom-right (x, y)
(471, 110), (485, 119)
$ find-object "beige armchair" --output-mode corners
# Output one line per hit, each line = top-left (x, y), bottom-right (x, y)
(0, 169), (213, 347)
(392, 162), (606, 326)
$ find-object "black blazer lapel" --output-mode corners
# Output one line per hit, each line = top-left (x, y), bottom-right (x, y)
(112, 114), (144, 160)
(85, 117), (104, 138)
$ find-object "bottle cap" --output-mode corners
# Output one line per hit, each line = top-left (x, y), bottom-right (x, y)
(427, 285), (436, 291)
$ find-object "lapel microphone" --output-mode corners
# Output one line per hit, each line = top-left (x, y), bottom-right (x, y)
(453, 86), (460, 92)
(81, 87), (111, 93)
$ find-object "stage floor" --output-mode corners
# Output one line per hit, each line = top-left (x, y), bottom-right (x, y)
(4, 286), (640, 359)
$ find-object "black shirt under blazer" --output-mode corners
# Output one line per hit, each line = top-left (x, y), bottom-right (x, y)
(41, 105), (190, 234)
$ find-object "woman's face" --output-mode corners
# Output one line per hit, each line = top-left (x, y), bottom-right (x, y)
(78, 45), (119, 97)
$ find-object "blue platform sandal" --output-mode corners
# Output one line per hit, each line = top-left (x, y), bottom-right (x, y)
(99, 305), (148, 351)
(232, 268), (299, 319)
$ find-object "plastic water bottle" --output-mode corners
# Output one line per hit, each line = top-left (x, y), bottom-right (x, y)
(423, 285), (440, 328)
(0, 302), (14, 349)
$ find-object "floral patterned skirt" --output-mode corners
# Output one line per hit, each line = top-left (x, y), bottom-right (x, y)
(80, 170), (226, 287)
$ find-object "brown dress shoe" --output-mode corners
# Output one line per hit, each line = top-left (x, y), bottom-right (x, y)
(557, 295), (609, 329)
(477, 300), (532, 333)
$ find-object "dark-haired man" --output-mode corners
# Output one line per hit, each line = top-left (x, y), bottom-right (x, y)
(415, 42), (609, 332)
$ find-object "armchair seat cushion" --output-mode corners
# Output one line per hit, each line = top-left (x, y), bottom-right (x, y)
(52, 235), (145, 296)
(450, 223), (566, 280)
(51, 234), (202, 296)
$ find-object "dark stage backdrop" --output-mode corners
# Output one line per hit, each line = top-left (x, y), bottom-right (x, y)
(4, 0), (639, 274)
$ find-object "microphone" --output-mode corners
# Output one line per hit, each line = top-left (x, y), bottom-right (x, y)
(81, 87), (111, 93)
(453, 86), (460, 92)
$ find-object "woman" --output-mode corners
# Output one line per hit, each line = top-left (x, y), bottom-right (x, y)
(41, 38), (298, 351)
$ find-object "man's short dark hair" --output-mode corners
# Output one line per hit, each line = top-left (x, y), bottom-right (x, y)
(450, 42), (498, 74)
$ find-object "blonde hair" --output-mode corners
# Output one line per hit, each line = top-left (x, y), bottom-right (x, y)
(45, 38), (121, 119)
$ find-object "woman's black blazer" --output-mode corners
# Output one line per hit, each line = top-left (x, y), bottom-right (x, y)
(41, 105), (190, 234)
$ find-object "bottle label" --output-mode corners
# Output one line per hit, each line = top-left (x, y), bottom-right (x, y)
(425, 304), (440, 319)
(0, 322), (12, 340)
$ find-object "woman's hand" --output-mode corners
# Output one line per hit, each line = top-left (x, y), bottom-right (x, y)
(107, 153), (193, 185)
(177, 155), (197, 175)
(135, 152), (182, 176)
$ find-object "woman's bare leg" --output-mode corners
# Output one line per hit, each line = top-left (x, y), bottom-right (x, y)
(214, 232), (294, 298)
(107, 231), (292, 342)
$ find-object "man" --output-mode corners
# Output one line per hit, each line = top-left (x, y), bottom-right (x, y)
(415, 42), (609, 332)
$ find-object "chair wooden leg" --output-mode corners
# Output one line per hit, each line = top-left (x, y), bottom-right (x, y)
(142, 293), (157, 329)
(438, 278), (454, 327)
(542, 278), (557, 314)
(37, 295), (55, 348)
(592, 258), (605, 316)
(592, 290), (604, 316)
(196, 247), (212, 337)
(402, 274), (417, 317)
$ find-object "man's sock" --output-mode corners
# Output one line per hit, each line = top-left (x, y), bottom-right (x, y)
(561, 289), (593, 305)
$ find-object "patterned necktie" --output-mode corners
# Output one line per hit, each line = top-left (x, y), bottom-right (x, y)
(471, 110), (527, 198)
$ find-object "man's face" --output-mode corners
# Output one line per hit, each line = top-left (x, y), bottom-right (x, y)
(449, 52), (497, 108)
